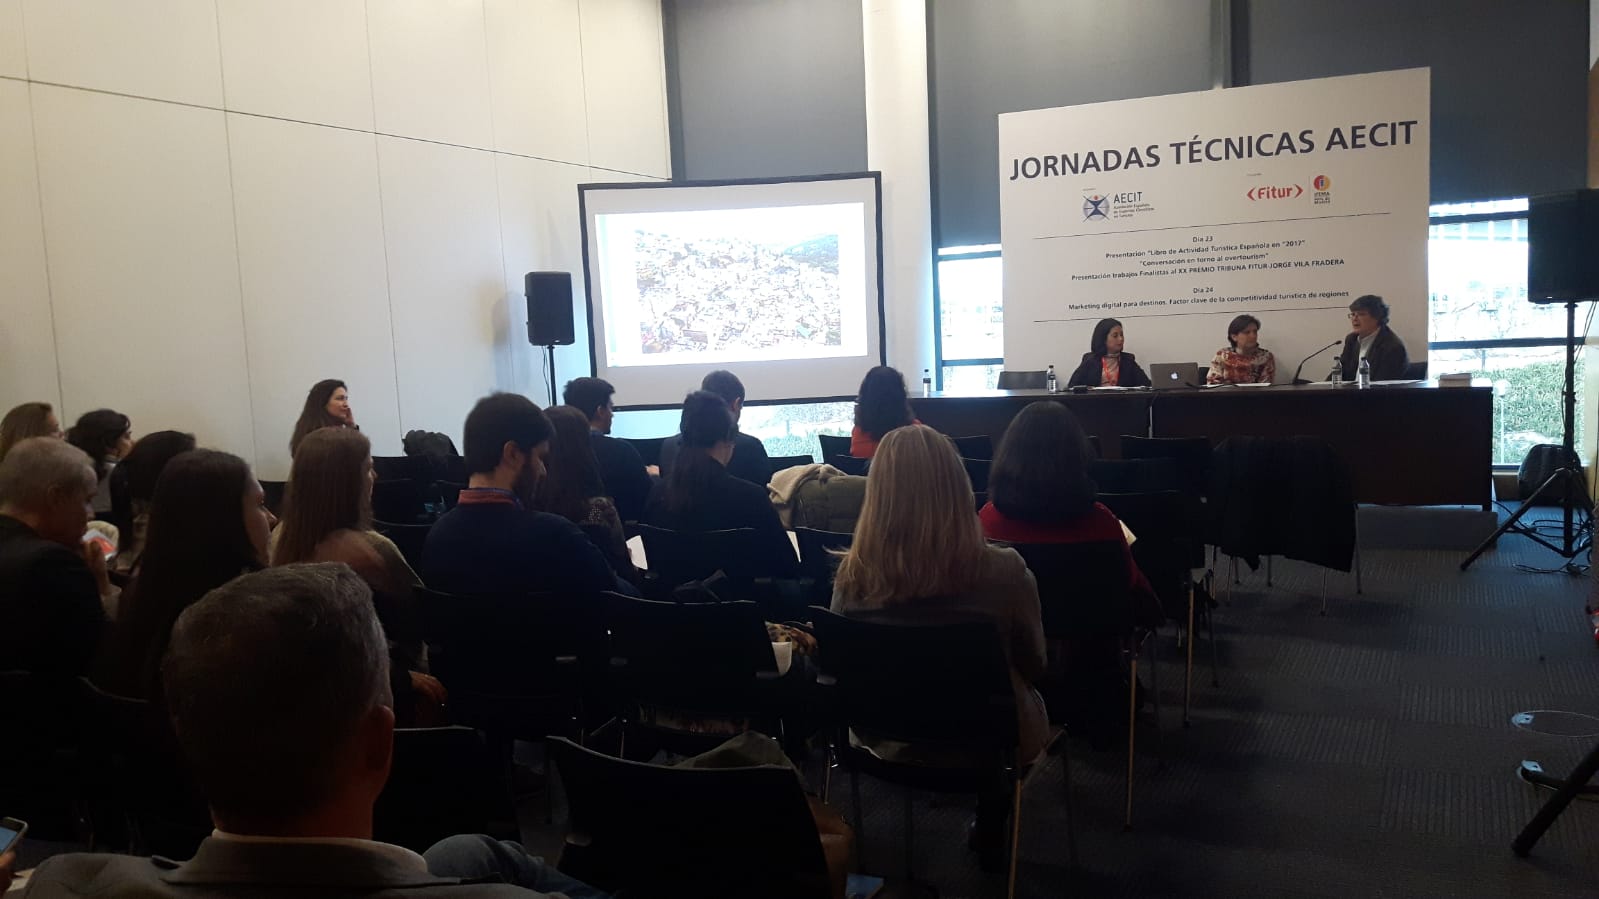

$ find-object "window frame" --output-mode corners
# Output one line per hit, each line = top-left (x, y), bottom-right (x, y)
(935, 245), (1004, 389)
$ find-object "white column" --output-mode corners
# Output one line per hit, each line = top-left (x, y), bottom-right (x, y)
(863, 0), (935, 382)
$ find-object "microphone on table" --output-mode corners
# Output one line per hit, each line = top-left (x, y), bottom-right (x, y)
(1292, 340), (1343, 385)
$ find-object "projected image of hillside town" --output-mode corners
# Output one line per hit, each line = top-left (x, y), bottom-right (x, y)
(632, 229), (842, 355)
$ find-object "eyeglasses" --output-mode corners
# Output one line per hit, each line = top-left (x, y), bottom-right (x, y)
(1348, 312), (1370, 320)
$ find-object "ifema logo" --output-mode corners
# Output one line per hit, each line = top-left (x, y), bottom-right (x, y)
(1082, 195), (1111, 221)
(1313, 175), (1331, 191)
(1312, 174), (1333, 205)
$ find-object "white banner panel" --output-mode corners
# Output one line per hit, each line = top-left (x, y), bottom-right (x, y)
(999, 69), (1429, 383)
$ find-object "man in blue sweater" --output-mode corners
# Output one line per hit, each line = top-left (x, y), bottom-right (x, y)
(423, 393), (620, 597)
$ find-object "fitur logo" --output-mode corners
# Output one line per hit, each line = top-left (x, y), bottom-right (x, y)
(1083, 195), (1111, 221)
(1312, 174), (1333, 205)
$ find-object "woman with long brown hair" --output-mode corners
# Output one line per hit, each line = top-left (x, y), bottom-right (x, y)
(533, 405), (638, 584)
(830, 424), (1046, 867)
(0, 401), (62, 464)
(288, 379), (356, 457)
(848, 365), (918, 459)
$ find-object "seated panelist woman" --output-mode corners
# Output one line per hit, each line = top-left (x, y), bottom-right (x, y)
(1206, 314), (1277, 384)
(1066, 318), (1150, 388)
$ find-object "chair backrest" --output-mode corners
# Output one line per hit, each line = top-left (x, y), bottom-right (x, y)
(621, 436), (669, 467)
(816, 433), (851, 460)
(416, 587), (603, 738)
(436, 480), (467, 510)
(371, 478), (429, 523)
(1097, 491), (1190, 615)
(767, 454), (815, 478)
(1008, 541), (1135, 638)
(1089, 457), (1181, 493)
(811, 609), (1017, 753)
(950, 434), (993, 460)
(373, 454), (431, 483)
(962, 457), (992, 492)
(996, 370), (1047, 390)
(1119, 435), (1211, 497)
(634, 524), (773, 585)
(794, 527), (852, 590)
(824, 454), (869, 476)
(260, 479), (287, 517)
(374, 726), (515, 852)
(1404, 361), (1428, 380)
(374, 520), (432, 571)
(548, 737), (830, 899)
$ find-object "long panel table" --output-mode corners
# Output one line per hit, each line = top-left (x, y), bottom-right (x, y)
(909, 383), (1492, 508)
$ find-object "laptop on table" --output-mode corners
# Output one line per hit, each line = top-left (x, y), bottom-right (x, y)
(1149, 362), (1203, 389)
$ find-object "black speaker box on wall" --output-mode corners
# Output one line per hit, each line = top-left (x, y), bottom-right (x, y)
(1528, 190), (1599, 303)
(526, 271), (576, 346)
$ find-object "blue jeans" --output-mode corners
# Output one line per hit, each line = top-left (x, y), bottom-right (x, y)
(423, 834), (610, 899)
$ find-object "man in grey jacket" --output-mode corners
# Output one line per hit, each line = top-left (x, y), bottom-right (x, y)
(21, 564), (605, 899)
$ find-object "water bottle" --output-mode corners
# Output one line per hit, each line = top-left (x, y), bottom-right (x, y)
(921, 368), (932, 396)
(1357, 357), (1371, 389)
(1329, 358), (1343, 386)
(1046, 365), (1059, 393)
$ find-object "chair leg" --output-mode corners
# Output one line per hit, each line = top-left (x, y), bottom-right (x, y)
(1205, 598), (1221, 688)
(822, 747), (833, 803)
(1184, 581), (1195, 728)
(1006, 779), (1023, 899)
(903, 786), (914, 880)
(1061, 733), (1078, 867)
(1126, 656), (1138, 831)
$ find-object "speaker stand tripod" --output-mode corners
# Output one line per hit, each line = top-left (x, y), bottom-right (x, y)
(544, 344), (557, 407)
(1461, 299), (1594, 574)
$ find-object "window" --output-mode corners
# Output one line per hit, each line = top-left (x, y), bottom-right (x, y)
(936, 247), (1003, 387)
(614, 402), (855, 461)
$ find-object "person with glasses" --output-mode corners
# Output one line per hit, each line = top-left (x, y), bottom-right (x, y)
(1335, 295), (1410, 382)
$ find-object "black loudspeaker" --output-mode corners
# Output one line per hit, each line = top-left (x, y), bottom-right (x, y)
(526, 271), (575, 346)
(1528, 190), (1599, 303)
(1517, 444), (1585, 508)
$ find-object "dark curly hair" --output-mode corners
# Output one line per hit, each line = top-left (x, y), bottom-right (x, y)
(853, 366), (915, 442)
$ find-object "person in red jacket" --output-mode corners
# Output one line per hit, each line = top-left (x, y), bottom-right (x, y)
(849, 366), (920, 458)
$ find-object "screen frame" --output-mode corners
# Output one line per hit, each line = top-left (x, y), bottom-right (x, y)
(577, 172), (886, 411)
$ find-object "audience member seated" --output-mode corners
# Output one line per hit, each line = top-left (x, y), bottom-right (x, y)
(562, 377), (653, 522)
(1066, 317), (1150, 388)
(643, 391), (798, 579)
(534, 405), (639, 585)
(289, 378), (358, 458)
(0, 401), (63, 464)
(978, 402), (1164, 737)
(67, 408), (134, 516)
(94, 449), (270, 700)
(830, 424), (1046, 860)
(0, 438), (109, 676)
(849, 366), (919, 459)
(1206, 314), (1277, 385)
(109, 430), (197, 575)
(423, 393), (623, 598)
(659, 370), (772, 486)
(25, 563), (604, 898)
(272, 428), (428, 681)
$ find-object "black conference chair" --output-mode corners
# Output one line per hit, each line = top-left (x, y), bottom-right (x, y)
(373, 454), (432, 484)
(811, 609), (1067, 897)
(962, 457), (992, 493)
(372, 477), (430, 523)
(374, 726), (518, 852)
(816, 434), (852, 460)
(825, 454), (869, 476)
(259, 479), (287, 517)
(604, 593), (793, 756)
(548, 737), (831, 899)
(996, 370), (1048, 390)
(950, 434), (993, 460)
(1120, 435), (1212, 500)
(374, 520), (432, 572)
(1403, 361), (1428, 380)
(621, 436), (670, 468)
(767, 454), (815, 478)
(435, 480), (467, 510)
(794, 527), (853, 604)
(1089, 457), (1181, 493)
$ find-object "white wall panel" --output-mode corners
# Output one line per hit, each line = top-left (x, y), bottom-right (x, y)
(496, 155), (590, 399)
(22, 0), (222, 107)
(30, 86), (253, 456)
(227, 114), (399, 480)
(377, 136), (506, 444)
(367, 0), (495, 149)
(580, 0), (669, 176)
(0, 0), (27, 79)
(216, 0), (374, 131)
(0, 82), (58, 411)
(484, 0), (589, 163)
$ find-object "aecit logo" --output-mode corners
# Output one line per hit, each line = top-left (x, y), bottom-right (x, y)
(1082, 195), (1111, 221)
(1247, 185), (1303, 201)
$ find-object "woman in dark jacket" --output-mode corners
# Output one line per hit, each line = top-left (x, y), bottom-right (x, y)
(1066, 318), (1150, 388)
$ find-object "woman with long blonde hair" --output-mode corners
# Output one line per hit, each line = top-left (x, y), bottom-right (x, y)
(830, 424), (1047, 866)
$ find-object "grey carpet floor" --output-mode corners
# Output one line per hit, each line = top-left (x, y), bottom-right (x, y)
(797, 531), (1599, 898)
